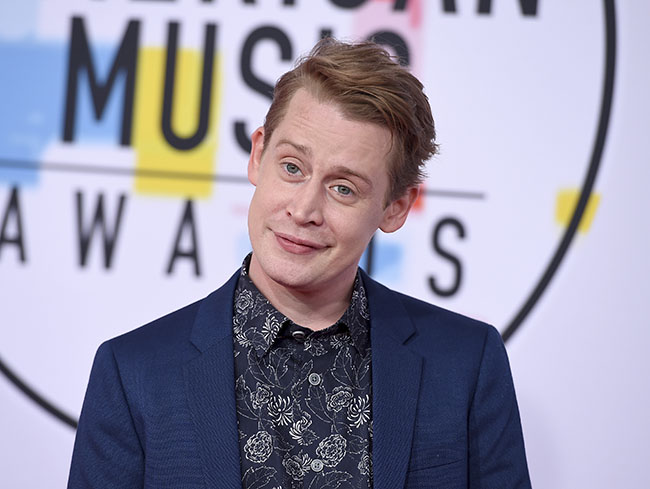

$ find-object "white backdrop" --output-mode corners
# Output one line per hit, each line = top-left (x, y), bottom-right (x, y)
(1, 1), (648, 487)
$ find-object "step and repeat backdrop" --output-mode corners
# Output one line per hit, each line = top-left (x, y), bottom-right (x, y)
(1, 1), (648, 487)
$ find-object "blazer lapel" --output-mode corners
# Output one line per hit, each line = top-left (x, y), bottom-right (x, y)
(184, 271), (242, 489)
(363, 271), (423, 489)
(182, 269), (423, 489)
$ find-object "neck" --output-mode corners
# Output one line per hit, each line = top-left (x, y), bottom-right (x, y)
(248, 255), (355, 331)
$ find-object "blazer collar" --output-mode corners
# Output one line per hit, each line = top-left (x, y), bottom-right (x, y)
(189, 269), (240, 353)
(361, 269), (423, 489)
(360, 268), (417, 344)
(185, 270), (242, 488)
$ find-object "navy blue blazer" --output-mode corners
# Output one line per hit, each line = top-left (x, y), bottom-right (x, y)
(68, 269), (531, 488)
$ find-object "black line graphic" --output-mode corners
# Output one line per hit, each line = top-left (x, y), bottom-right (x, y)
(0, 159), (250, 184)
(0, 159), (486, 200)
(502, 0), (616, 342)
(0, 356), (78, 428)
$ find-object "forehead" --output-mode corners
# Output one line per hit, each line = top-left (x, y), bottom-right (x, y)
(269, 89), (393, 173)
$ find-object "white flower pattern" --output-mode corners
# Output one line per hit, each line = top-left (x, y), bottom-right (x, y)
(244, 431), (273, 463)
(326, 386), (354, 413)
(288, 412), (317, 446)
(282, 452), (311, 480)
(267, 395), (293, 426)
(250, 383), (272, 409)
(347, 395), (371, 428)
(316, 434), (347, 467)
(233, 255), (372, 488)
(358, 450), (372, 476)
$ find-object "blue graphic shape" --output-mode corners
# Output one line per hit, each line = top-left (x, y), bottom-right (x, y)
(237, 233), (253, 263)
(360, 239), (403, 283)
(72, 45), (131, 145)
(0, 39), (133, 185)
(0, 1), (40, 40)
(0, 41), (66, 184)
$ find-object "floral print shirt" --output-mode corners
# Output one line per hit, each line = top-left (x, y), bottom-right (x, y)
(232, 256), (373, 488)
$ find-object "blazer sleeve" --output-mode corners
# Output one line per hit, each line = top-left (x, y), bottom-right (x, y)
(67, 341), (145, 489)
(468, 326), (532, 488)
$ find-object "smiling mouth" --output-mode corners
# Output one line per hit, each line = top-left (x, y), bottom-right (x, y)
(274, 232), (326, 255)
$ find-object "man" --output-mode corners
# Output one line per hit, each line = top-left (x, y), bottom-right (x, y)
(68, 39), (531, 489)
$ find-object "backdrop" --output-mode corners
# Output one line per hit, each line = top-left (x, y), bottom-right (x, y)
(1, 1), (648, 487)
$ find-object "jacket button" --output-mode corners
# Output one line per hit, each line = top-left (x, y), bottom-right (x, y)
(310, 459), (324, 472)
(308, 373), (321, 386)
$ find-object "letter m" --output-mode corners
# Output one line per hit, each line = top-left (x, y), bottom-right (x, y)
(63, 17), (140, 146)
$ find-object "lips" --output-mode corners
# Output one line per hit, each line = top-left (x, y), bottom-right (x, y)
(274, 232), (326, 255)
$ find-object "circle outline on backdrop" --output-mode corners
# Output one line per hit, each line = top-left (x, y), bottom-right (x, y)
(502, 0), (616, 341)
(0, 0), (617, 429)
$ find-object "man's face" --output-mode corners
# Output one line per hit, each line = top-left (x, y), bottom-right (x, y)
(247, 88), (416, 297)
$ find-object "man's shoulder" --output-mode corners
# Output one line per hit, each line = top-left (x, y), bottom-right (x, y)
(102, 269), (240, 364)
(364, 275), (507, 386)
(110, 297), (203, 352)
(395, 288), (489, 335)
(362, 271), (497, 350)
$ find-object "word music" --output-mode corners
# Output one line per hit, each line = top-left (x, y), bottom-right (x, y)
(63, 0), (537, 152)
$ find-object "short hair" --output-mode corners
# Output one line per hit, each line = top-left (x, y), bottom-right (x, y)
(263, 37), (438, 203)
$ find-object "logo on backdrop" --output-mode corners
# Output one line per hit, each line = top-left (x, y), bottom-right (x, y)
(0, 0), (616, 428)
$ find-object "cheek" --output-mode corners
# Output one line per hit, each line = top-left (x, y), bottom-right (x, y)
(247, 191), (266, 229)
(249, 184), (286, 226)
(257, 174), (283, 202)
(334, 213), (379, 246)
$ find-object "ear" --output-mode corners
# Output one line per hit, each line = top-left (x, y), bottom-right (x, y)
(247, 126), (265, 186)
(379, 186), (420, 233)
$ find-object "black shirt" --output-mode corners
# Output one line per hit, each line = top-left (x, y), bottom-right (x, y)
(232, 255), (373, 488)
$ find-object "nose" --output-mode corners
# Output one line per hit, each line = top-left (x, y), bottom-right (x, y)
(286, 181), (324, 226)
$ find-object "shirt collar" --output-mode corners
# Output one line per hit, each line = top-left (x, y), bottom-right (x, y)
(233, 254), (370, 357)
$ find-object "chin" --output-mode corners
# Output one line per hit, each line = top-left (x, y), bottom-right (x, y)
(266, 261), (319, 290)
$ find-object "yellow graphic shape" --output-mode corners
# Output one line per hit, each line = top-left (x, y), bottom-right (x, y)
(555, 188), (601, 233)
(133, 47), (221, 197)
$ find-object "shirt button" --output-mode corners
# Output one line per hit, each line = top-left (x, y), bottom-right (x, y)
(292, 330), (306, 341)
(308, 373), (321, 386)
(310, 459), (324, 472)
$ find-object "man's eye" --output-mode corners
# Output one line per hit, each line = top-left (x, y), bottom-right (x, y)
(333, 185), (353, 196)
(285, 163), (300, 174)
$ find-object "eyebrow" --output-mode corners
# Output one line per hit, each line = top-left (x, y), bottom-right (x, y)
(276, 139), (312, 157)
(330, 166), (373, 189)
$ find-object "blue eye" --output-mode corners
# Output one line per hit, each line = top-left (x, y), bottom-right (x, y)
(334, 185), (352, 196)
(285, 163), (300, 174)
